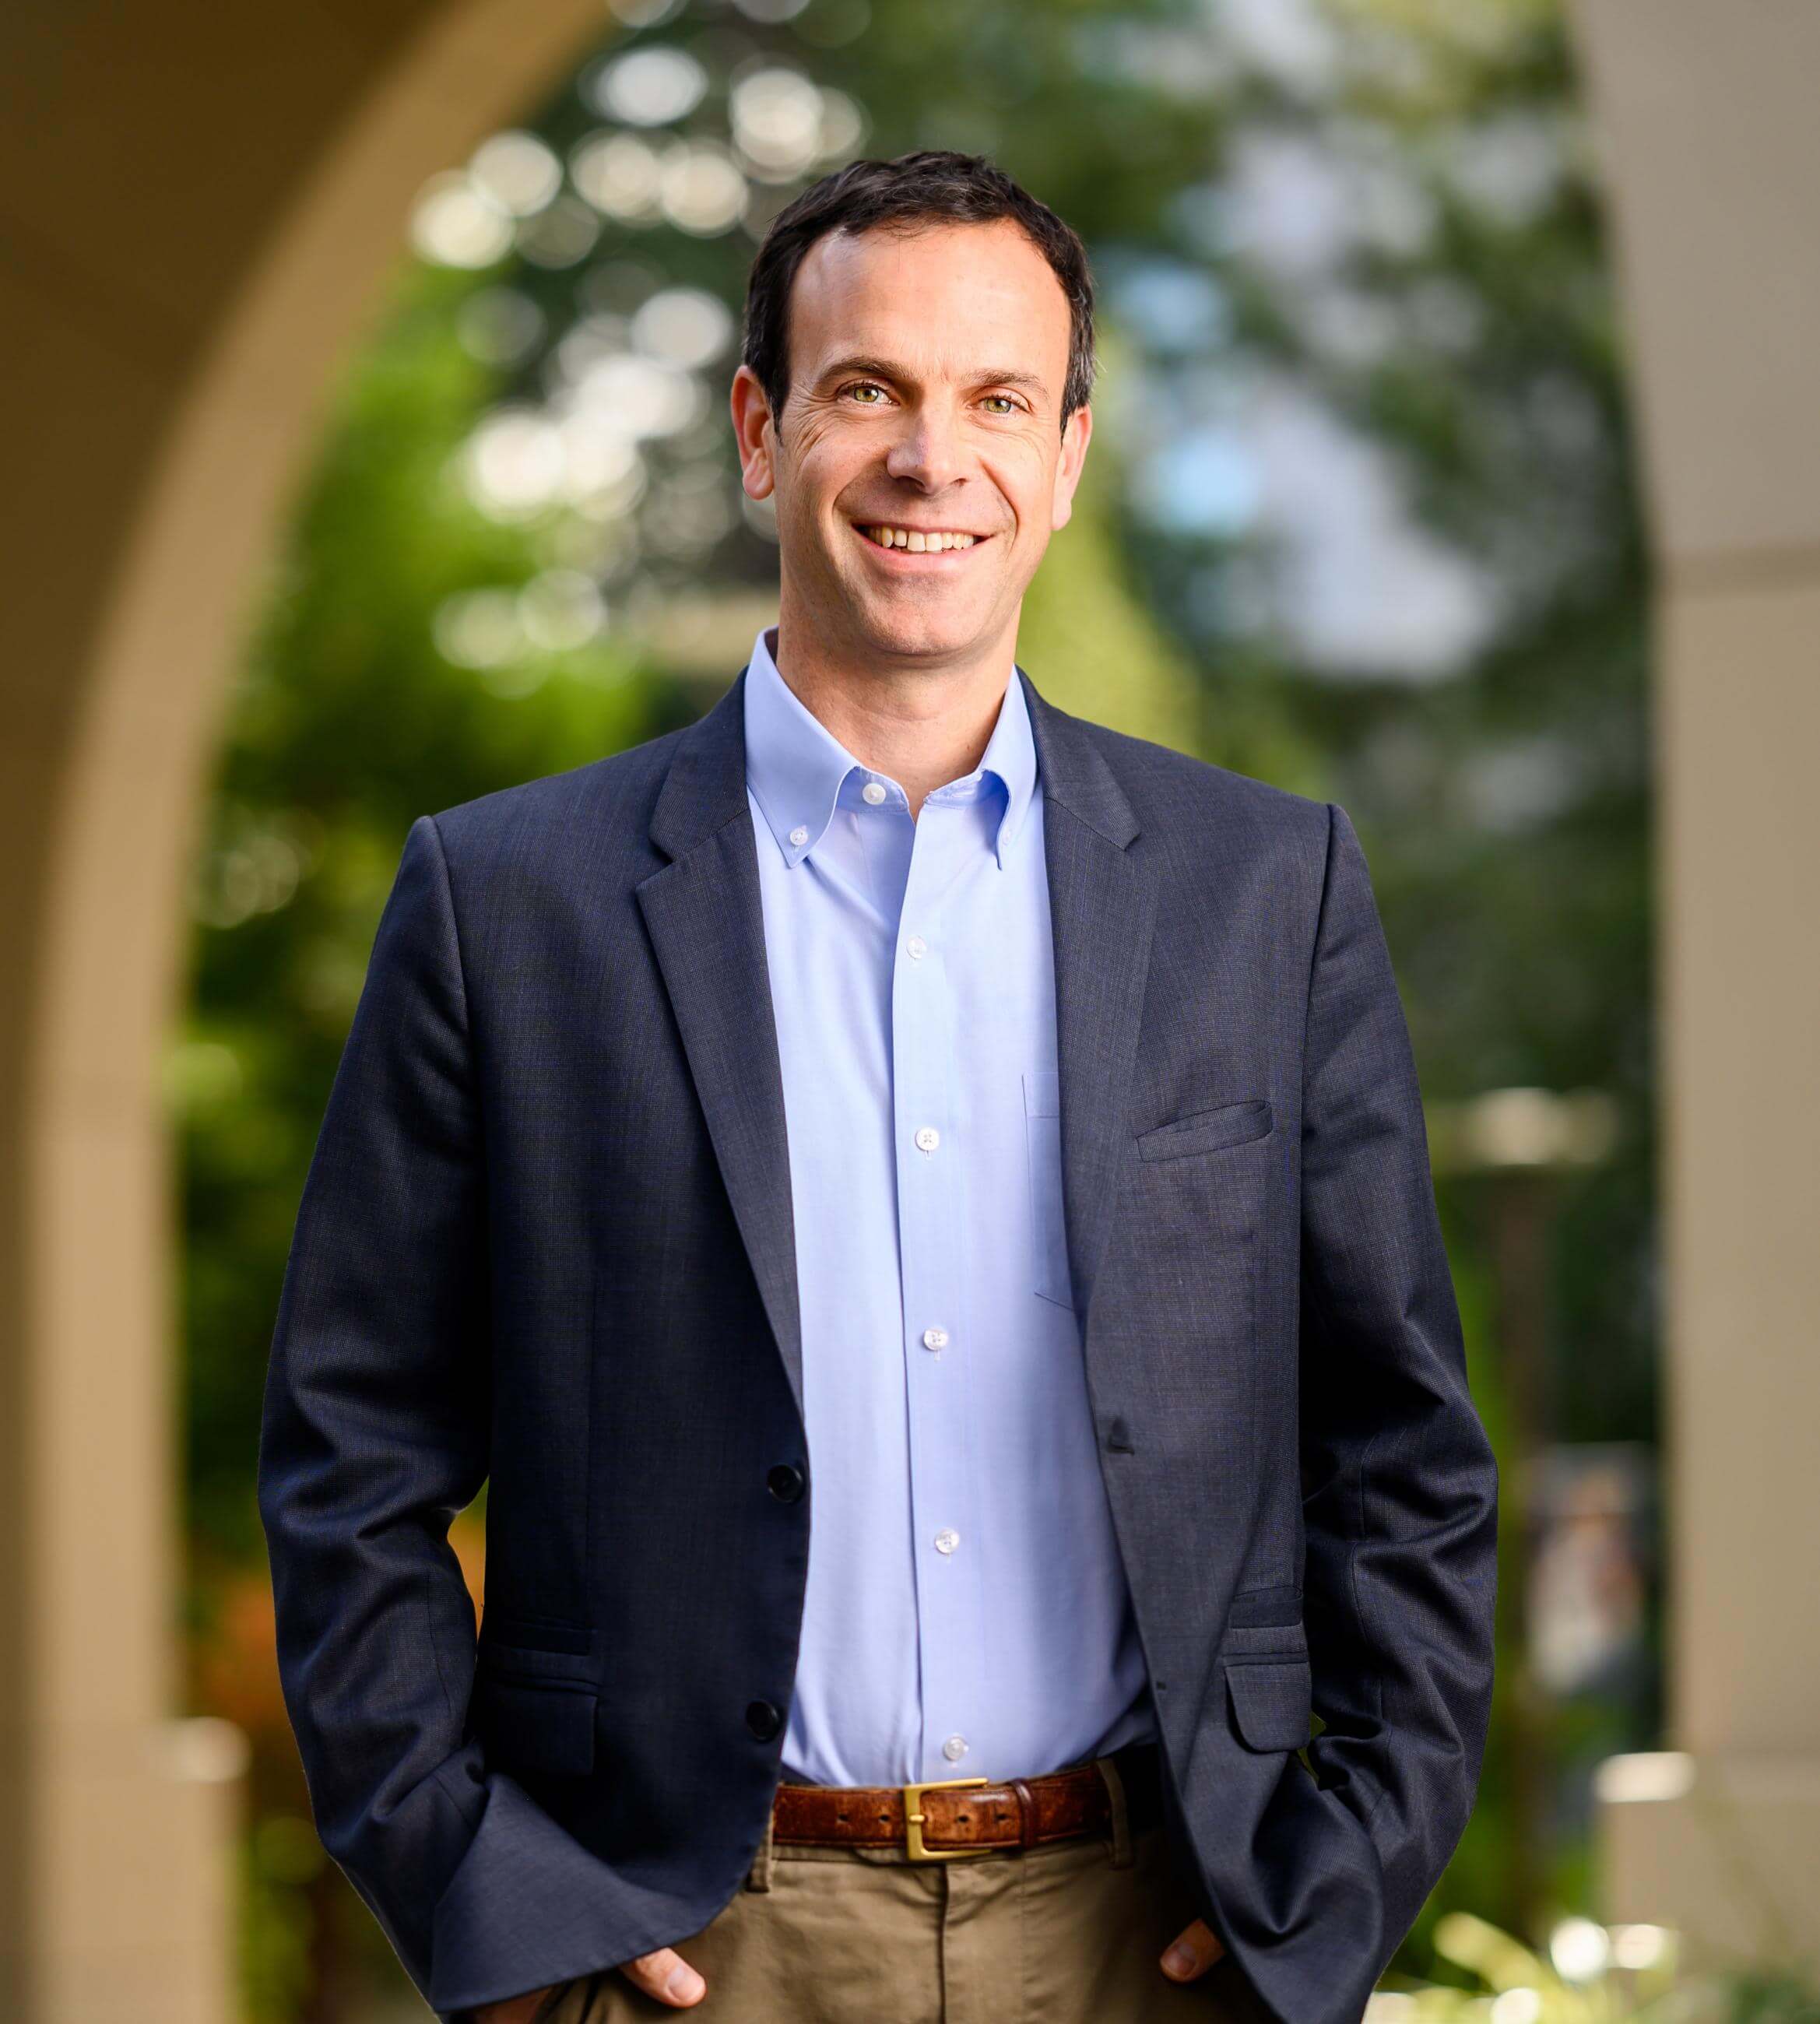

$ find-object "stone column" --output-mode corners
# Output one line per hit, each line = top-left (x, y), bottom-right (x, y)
(1569, 0), (1820, 1967)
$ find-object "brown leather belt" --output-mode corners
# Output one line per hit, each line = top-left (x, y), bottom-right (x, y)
(771, 1738), (1164, 1861)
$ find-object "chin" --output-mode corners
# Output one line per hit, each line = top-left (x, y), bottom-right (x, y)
(849, 603), (988, 662)
(865, 629), (981, 666)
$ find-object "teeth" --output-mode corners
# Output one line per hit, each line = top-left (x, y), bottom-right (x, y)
(865, 526), (977, 550)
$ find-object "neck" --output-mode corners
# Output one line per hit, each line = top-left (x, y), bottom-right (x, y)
(769, 592), (1019, 820)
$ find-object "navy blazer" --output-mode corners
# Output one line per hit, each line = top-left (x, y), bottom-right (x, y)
(258, 663), (1498, 2024)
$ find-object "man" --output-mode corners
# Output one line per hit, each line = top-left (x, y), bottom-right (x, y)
(259, 150), (1498, 2024)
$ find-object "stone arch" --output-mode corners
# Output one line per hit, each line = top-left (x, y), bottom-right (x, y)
(0, 2), (611, 2012)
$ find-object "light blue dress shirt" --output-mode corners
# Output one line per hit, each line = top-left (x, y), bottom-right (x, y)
(741, 624), (1156, 1789)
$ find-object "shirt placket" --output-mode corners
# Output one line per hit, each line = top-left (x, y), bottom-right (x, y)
(890, 785), (988, 1782)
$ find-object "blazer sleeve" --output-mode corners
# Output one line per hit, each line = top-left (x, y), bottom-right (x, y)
(256, 814), (602, 2016)
(1296, 801), (1499, 1973)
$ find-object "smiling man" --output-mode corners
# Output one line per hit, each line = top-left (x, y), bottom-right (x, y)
(259, 151), (1498, 2024)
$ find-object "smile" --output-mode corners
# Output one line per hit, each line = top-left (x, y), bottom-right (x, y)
(853, 522), (991, 556)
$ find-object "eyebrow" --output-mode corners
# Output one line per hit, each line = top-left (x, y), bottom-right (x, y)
(814, 354), (1052, 398)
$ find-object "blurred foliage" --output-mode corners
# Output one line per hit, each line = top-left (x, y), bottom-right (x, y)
(172, 0), (1657, 2014)
(1379, 1909), (1820, 2023)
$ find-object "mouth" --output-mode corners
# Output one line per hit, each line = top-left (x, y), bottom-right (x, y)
(850, 520), (996, 564)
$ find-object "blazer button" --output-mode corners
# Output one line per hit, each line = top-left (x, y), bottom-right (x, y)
(746, 1699), (782, 1741)
(767, 1462), (805, 1502)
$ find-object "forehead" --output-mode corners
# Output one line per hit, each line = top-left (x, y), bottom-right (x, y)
(788, 219), (1073, 391)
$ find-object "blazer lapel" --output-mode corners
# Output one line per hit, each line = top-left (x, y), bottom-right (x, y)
(632, 662), (1156, 1421)
(1020, 669), (1159, 1323)
(635, 669), (805, 1427)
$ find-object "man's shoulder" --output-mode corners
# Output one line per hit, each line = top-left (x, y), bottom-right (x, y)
(423, 718), (694, 863)
(1065, 708), (1333, 849)
(417, 694), (1336, 870)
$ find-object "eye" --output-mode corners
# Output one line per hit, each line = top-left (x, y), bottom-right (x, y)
(840, 381), (890, 406)
(982, 395), (1018, 414)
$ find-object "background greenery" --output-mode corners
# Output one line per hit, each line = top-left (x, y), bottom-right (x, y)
(169, 0), (1656, 2014)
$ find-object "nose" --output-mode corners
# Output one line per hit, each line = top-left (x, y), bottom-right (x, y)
(883, 399), (968, 493)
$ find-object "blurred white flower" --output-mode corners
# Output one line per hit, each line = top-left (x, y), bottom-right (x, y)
(571, 132), (664, 221)
(631, 287), (734, 369)
(469, 130), (563, 217)
(659, 139), (749, 235)
(590, 45), (708, 126)
(411, 170), (514, 268)
(731, 66), (826, 179)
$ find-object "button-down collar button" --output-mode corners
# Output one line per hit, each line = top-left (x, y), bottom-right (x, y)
(906, 934), (927, 958)
(862, 780), (887, 805)
(933, 1527), (959, 1555)
(788, 824), (809, 847)
(767, 1463), (805, 1502)
(943, 1734), (969, 1762)
(745, 1699), (782, 1740)
(914, 1126), (940, 1154)
(922, 1326), (949, 1351)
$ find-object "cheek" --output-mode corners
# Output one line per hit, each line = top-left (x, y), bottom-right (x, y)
(988, 443), (1059, 525)
(789, 412), (836, 460)
(796, 443), (875, 516)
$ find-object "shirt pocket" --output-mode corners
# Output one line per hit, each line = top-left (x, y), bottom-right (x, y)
(1023, 1070), (1073, 1310)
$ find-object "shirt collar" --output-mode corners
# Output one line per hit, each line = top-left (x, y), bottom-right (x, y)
(740, 624), (1038, 870)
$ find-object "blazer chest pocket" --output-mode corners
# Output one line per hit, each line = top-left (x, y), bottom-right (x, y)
(1224, 1655), (1312, 1752)
(1137, 1098), (1273, 1163)
(1023, 1070), (1073, 1310)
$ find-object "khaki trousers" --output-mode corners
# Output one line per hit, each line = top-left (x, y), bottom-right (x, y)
(534, 1755), (1274, 2024)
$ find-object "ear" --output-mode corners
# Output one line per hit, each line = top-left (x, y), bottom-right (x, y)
(730, 364), (777, 501)
(1049, 402), (1093, 532)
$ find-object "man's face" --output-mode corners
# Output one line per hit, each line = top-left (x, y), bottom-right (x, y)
(733, 218), (1091, 667)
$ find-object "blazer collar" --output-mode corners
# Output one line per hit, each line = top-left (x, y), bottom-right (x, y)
(648, 654), (1137, 866)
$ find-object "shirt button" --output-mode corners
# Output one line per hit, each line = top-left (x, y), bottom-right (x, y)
(906, 935), (927, 958)
(922, 1326), (949, 1351)
(862, 780), (887, 805)
(788, 824), (809, 847)
(943, 1734), (969, 1763)
(934, 1527), (959, 1555)
(745, 1699), (782, 1741)
(914, 1126), (940, 1154)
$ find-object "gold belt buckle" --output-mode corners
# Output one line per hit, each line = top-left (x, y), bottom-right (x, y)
(901, 1776), (995, 1861)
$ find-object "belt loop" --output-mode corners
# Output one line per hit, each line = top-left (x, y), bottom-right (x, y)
(1010, 1777), (1039, 1851)
(746, 1788), (778, 1892)
(1094, 1754), (1135, 1869)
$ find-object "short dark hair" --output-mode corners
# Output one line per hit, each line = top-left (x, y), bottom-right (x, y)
(741, 149), (1096, 438)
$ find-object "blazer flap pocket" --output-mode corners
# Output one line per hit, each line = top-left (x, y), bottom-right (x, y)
(478, 1639), (596, 1688)
(473, 1675), (598, 1777)
(1224, 1656), (1312, 1752)
(1138, 1098), (1273, 1162)
(479, 1610), (593, 1656)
